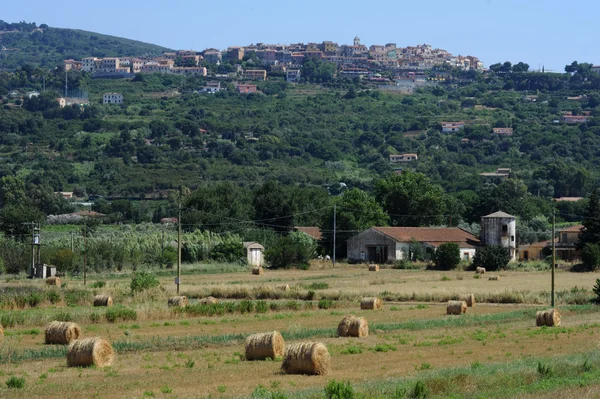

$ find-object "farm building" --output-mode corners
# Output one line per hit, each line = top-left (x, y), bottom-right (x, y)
(243, 242), (264, 267)
(518, 225), (581, 262)
(480, 211), (517, 261)
(295, 226), (322, 241)
(347, 227), (480, 263)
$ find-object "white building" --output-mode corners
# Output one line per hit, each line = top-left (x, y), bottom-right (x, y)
(243, 242), (264, 267)
(103, 93), (123, 104)
(82, 57), (98, 72)
(286, 69), (301, 82)
(480, 211), (517, 261)
(389, 153), (418, 163)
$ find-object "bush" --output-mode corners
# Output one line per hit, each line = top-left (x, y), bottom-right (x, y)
(433, 243), (461, 270)
(130, 271), (159, 293)
(106, 306), (137, 323)
(473, 246), (510, 271)
(46, 290), (61, 304)
(210, 241), (245, 263)
(64, 289), (89, 306)
(265, 232), (316, 269)
(52, 249), (75, 273)
(27, 292), (43, 307)
(5, 376), (25, 389)
(255, 300), (268, 313)
(160, 246), (177, 268)
(324, 380), (355, 399)
(581, 243), (600, 271)
(318, 299), (334, 309)
(90, 281), (106, 289)
(54, 311), (73, 322)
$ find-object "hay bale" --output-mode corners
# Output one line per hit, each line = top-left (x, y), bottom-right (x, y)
(281, 342), (330, 375)
(167, 296), (188, 307)
(368, 264), (380, 272)
(536, 311), (546, 326)
(252, 267), (264, 275)
(276, 284), (291, 292)
(488, 275), (500, 281)
(199, 296), (218, 305)
(245, 331), (285, 360)
(360, 297), (382, 310)
(337, 315), (368, 337)
(67, 337), (114, 367)
(0, 324), (3, 337)
(46, 276), (61, 286)
(93, 294), (113, 307)
(45, 321), (82, 345)
(446, 300), (467, 315)
(475, 267), (486, 274)
(459, 293), (476, 307)
(544, 309), (561, 327)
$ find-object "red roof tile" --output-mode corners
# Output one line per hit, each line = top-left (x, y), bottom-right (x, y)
(295, 226), (322, 240)
(372, 227), (479, 246)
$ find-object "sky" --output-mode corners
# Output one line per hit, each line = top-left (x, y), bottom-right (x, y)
(2, 0), (597, 71)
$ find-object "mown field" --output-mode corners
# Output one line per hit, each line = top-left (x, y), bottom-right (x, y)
(1, 264), (600, 398)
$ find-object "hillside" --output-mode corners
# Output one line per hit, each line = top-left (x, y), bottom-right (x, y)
(0, 21), (170, 68)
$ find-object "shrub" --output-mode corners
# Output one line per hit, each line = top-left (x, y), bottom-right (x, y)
(473, 245), (510, 271)
(238, 300), (254, 314)
(54, 311), (73, 322)
(89, 312), (101, 323)
(90, 281), (106, 289)
(106, 306), (137, 323)
(581, 243), (600, 271)
(46, 290), (61, 304)
(255, 300), (268, 313)
(411, 381), (428, 399)
(5, 376), (25, 389)
(52, 249), (75, 273)
(433, 243), (460, 270)
(130, 271), (159, 293)
(210, 241), (245, 263)
(324, 380), (355, 399)
(265, 232), (316, 269)
(64, 289), (89, 306)
(318, 299), (334, 309)
(27, 292), (43, 307)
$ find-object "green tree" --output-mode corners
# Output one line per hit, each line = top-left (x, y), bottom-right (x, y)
(321, 189), (388, 259)
(581, 243), (600, 271)
(265, 231), (316, 269)
(433, 243), (461, 270)
(0, 204), (44, 241)
(210, 241), (245, 263)
(253, 181), (294, 233)
(473, 246), (510, 271)
(578, 190), (600, 249)
(374, 172), (447, 226)
(0, 176), (27, 207)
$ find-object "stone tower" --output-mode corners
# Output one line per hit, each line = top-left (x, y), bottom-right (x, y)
(480, 211), (517, 261)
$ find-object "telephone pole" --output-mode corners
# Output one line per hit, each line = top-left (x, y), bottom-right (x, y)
(333, 204), (336, 266)
(83, 225), (87, 286)
(177, 190), (182, 294)
(551, 210), (556, 307)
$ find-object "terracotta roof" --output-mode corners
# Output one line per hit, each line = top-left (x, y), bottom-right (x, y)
(372, 227), (479, 246)
(72, 210), (106, 217)
(483, 211), (515, 219)
(520, 239), (554, 249)
(559, 224), (582, 233)
(295, 226), (322, 240)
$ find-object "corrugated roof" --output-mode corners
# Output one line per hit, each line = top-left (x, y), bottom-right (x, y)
(483, 211), (516, 219)
(295, 227), (322, 240)
(372, 227), (479, 245)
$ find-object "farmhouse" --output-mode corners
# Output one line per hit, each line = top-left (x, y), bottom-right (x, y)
(389, 153), (418, 163)
(347, 227), (480, 263)
(243, 242), (264, 267)
(518, 225), (581, 262)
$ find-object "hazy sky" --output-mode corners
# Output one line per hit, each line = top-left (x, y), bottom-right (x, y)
(2, 0), (597, 71)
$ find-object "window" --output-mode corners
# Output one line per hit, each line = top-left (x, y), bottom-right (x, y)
(562, 233), (568, 242)
(502, 225), (508, 232)
(511, 235), (514, 242)
(463, 252), (469, 260)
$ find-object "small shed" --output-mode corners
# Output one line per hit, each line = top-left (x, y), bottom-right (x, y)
(243, 242), (264, 267)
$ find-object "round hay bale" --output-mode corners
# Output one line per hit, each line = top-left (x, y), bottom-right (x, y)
(199, 296), (218, 305)
(45, 321), (82, 345)
(245, 331), (285, 361)
(167, 296), (188, 307)
(93, 294), (113, 307)
(67, 337), (114, 367)
(368, 264), (380, 272)
(0, 324), (4, 337)
(544, 309), (561, 327)
(46, 276), (61, 286)
(446, 300), (467, 315)
(252, 267), (264, 275)
(281, 342), (330, 375)
(276, 284), (291, 292)
(360, 297), (382, 310)
(337, 315), (368, 338)
(475, 267), (486, 274)
(488, 275), (500, 281)
(459, 293), (476, 307)
(536, 311), (546, 326)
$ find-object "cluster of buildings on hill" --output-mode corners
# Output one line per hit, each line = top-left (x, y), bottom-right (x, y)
(62, 37), (482, 82)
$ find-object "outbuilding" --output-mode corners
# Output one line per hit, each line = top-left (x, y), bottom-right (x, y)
(244, 242), (264, 267)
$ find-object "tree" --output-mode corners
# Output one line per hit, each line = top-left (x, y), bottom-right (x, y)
(0, 176), (27, 207)
(253, 181), (294, 233)
(265, 231), (316, 269)
(0, 204), (44, 240)
(374, 172), (447, 226)
(578, 190), (600, 249)
(473, 246), (510, 271)
(433, 243), (461, 270)
(512, 62), (530, 73)
(581, 243), (600, 271)
(210, 241), (245, 263)
(321, 188), (388, 259)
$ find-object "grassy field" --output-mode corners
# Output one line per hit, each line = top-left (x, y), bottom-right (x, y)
(1, 264), (600, 398)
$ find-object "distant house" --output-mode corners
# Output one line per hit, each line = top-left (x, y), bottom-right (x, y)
(286, 69), (301, 83)
(479, 168), (511, 178)
(295, 227), (322, 241)
(519, 225), (581, 262)
(563, 115), (590, 124)
(56, 97), (89, 108)
(243, 242), (264, 266)
(26, 91), (40, 99)
(492, 127), (513, 136)
(56, 192), (74, 200)
(237, 84), (257, 94)
(243, 69), (267, 81)
(389, 153), (418, 163)
(347, 227), (480, 263)
(553, 197), (584, 202)
(201, 81), (221, 93)
(441, 122), (465, 133)
(103, 93), (123, 104)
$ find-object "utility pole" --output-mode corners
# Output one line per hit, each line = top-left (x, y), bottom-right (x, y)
(83, 225), (87, 286)
(551, 210), (556, 307)
(177, 190), (182, 294)
(333, 204), (336, 266)
(71, 231), (74, 252)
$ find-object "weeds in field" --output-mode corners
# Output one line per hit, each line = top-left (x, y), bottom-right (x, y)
(324, 380), (355, 399)
(5, 376), (25, 389)
(105, 306), (137, 323)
